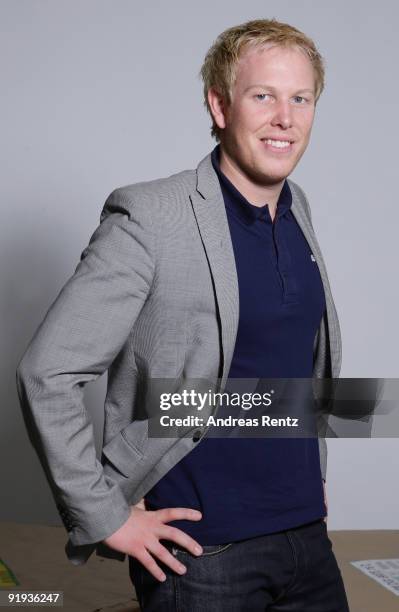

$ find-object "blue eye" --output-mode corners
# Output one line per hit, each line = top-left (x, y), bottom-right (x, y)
(255, 94), (271, 102)
(255, 94), (308, 104)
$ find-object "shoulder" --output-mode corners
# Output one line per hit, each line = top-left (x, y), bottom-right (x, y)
(103, 168), (196, 218)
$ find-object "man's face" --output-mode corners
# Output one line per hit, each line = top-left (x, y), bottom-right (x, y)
(213, 44), (316, 185)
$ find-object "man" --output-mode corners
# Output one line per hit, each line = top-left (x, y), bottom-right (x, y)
(16, 18), (349, 612)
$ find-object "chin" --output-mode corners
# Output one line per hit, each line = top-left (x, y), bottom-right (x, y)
(255, 164), (292, 184)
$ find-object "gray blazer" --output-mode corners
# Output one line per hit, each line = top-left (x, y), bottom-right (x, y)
(16, 150), (342, 566)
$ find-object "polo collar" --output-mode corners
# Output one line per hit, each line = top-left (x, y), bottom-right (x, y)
(210, 144), (292, 225)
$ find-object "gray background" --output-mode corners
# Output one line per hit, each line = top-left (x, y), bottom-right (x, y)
(1, 0), (398, 529)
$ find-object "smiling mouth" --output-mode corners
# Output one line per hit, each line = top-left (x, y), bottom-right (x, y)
(260, 138), (294, 152)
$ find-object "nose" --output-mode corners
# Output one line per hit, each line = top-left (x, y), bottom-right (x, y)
(270, 99), (293, 130)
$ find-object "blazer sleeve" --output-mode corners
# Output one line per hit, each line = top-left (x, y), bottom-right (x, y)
(15, 187), (156, 547)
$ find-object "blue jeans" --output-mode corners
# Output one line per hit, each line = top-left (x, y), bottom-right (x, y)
(128, 518), (350, 611)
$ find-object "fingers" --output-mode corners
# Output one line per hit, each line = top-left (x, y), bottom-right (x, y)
(134, 548), (168, 583)
(126, 507), (204, 582)
(157, 525), (203, 556)
(155, 507), (202, 523)
(147, 540), (188, 577)
(134, 540), (190, 582)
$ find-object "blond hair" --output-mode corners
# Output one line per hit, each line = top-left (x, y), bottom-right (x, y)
(199, 18), (325, 141)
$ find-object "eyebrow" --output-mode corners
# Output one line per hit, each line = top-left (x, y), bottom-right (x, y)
(244, 84), (315, 95)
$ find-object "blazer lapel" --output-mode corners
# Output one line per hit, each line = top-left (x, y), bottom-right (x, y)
(190, 152), (239, 389)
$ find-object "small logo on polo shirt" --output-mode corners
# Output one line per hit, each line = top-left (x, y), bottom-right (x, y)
(310, 254), (316, 262)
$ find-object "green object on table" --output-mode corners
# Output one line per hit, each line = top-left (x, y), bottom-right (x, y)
(0, 558), (19, 587)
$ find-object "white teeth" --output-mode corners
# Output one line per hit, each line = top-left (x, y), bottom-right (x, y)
(264, 139), (291, 148)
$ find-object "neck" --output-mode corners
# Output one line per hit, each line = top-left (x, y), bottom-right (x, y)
(218, 144), (285, 216)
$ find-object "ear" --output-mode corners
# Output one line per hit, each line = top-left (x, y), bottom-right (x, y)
(207, 87), (229, 131)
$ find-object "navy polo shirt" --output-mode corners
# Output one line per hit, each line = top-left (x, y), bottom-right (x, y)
(144, 144), (327, 543)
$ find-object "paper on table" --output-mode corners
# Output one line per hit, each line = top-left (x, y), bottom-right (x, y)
(350, 559), (399, 596)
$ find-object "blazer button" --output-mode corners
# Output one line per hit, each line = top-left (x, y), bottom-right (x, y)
(192, 430), (202, 442)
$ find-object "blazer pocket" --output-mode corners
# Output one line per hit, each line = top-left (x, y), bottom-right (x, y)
(102, 419), (149, 478)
